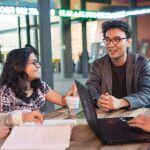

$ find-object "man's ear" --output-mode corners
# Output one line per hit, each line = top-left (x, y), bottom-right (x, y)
(127, 38), (132, 47)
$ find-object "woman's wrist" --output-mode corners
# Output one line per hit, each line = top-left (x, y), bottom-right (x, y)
(62, 95), (67, 106)
(4, 113), (14, 128)
(12, 111), (23, 125)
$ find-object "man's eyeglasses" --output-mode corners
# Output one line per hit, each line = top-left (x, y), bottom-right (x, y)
(103, 37), (127, 45)
(27, 59), (41, 66)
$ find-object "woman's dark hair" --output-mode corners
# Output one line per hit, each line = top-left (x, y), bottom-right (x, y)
(0, 46), (42, 99)
(102, 20), (132, 38)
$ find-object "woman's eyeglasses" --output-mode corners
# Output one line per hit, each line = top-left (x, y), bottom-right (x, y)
(103, 37), (127, 45)
(27, 59), (41, 66)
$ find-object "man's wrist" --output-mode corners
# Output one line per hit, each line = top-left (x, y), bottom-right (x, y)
(119, 98), (130, 108)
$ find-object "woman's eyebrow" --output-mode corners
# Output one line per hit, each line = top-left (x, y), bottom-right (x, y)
(28, 59), (37, 61)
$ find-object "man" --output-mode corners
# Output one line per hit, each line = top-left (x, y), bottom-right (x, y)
(86, 20), (150, 111)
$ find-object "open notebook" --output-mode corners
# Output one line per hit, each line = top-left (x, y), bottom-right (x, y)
(1, 119), (76, 150)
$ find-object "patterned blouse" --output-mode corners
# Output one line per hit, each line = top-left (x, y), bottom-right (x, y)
(0, 81), (51, 112)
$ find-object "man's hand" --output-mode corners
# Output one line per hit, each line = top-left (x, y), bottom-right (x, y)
(22, 111), (43, 124)
(128, 115), (150, 132)
(97, 93), (129, 111)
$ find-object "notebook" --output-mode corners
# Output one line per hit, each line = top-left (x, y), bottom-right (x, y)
(1, 119), (76, 150)
(75, 79), (150, 144)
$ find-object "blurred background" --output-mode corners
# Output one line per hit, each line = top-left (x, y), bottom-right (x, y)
(0, 0), (150, 111)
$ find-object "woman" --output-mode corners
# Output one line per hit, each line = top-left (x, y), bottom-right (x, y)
(0, 110), (43, 139)
(0, 46), (74, 112)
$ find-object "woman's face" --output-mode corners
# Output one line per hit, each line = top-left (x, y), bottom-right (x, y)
(24, 53), (41, 81)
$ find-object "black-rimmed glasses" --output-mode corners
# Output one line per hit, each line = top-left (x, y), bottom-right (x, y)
(103, 37), (127, 45)
(27, 59), (41, 66)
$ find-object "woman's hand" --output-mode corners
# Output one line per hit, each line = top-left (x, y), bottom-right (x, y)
(67, 83), (78, 96)
(0, 126), (10, 139)
(22, 111), (43, 124)
(45, 83), (78, 106)
(128, 115), (150, 132)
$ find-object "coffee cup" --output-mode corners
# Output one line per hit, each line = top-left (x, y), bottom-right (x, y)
(66, 96), (80, 115)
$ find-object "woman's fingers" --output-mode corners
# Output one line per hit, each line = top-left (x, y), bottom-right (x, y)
(22, 111), (43, 124)
(31, 111), (44, 123)
(67, 84), (77, 96)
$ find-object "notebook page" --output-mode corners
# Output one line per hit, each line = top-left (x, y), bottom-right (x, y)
(1, 125), (72, 150)
(43, 119), (76, 126)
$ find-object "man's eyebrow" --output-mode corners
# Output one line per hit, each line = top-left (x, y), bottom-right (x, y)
(104, 36), (122, 39)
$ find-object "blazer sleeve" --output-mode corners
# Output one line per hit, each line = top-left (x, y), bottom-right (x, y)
(124, 59), (150, 109)
(86, 60), (102, 105)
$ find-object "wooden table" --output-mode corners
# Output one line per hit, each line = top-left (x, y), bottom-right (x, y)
(44, 107), (150, 150)
(0, 107), (150, 150)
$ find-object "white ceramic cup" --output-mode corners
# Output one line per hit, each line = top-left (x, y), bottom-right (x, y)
(66, 96), (80, 114)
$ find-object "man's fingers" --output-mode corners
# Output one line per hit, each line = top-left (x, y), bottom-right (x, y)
(98, 99), (109, 105)
(128, 117), (145, 125)
(105, 92), (109, 96)
(97, 98), (114, 111)
(100, 95), (109, 101)
(128, 123), (144, 129)
(102, 108), (110, 112)
(99, 103), (112, 110)
(99, 99), (114, 108)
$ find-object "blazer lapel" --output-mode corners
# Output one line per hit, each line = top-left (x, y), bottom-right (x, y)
(126, 51), (135, 95)
(101, 55), (112, 94)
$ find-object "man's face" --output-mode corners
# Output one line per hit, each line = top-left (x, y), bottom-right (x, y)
(104, 28), (131, 60)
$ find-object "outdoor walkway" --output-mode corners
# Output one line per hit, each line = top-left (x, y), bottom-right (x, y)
(53, 72), (88, 95)
(53, 72), (88, 109)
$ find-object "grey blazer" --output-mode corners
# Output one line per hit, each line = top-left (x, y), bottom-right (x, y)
(86, 51), (150, 109)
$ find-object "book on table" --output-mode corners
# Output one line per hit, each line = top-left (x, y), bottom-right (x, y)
(1, 119), (76, 150)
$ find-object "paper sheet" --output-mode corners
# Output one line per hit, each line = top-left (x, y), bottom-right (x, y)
(43, 119), (76, 126)
(1, 119), (76, 150)
(128, 108), (148, 117)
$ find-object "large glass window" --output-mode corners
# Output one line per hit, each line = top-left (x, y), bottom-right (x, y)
(0, 14), (18, 73)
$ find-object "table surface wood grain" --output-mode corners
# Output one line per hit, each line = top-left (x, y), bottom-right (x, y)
(1, 107), (150, 150)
